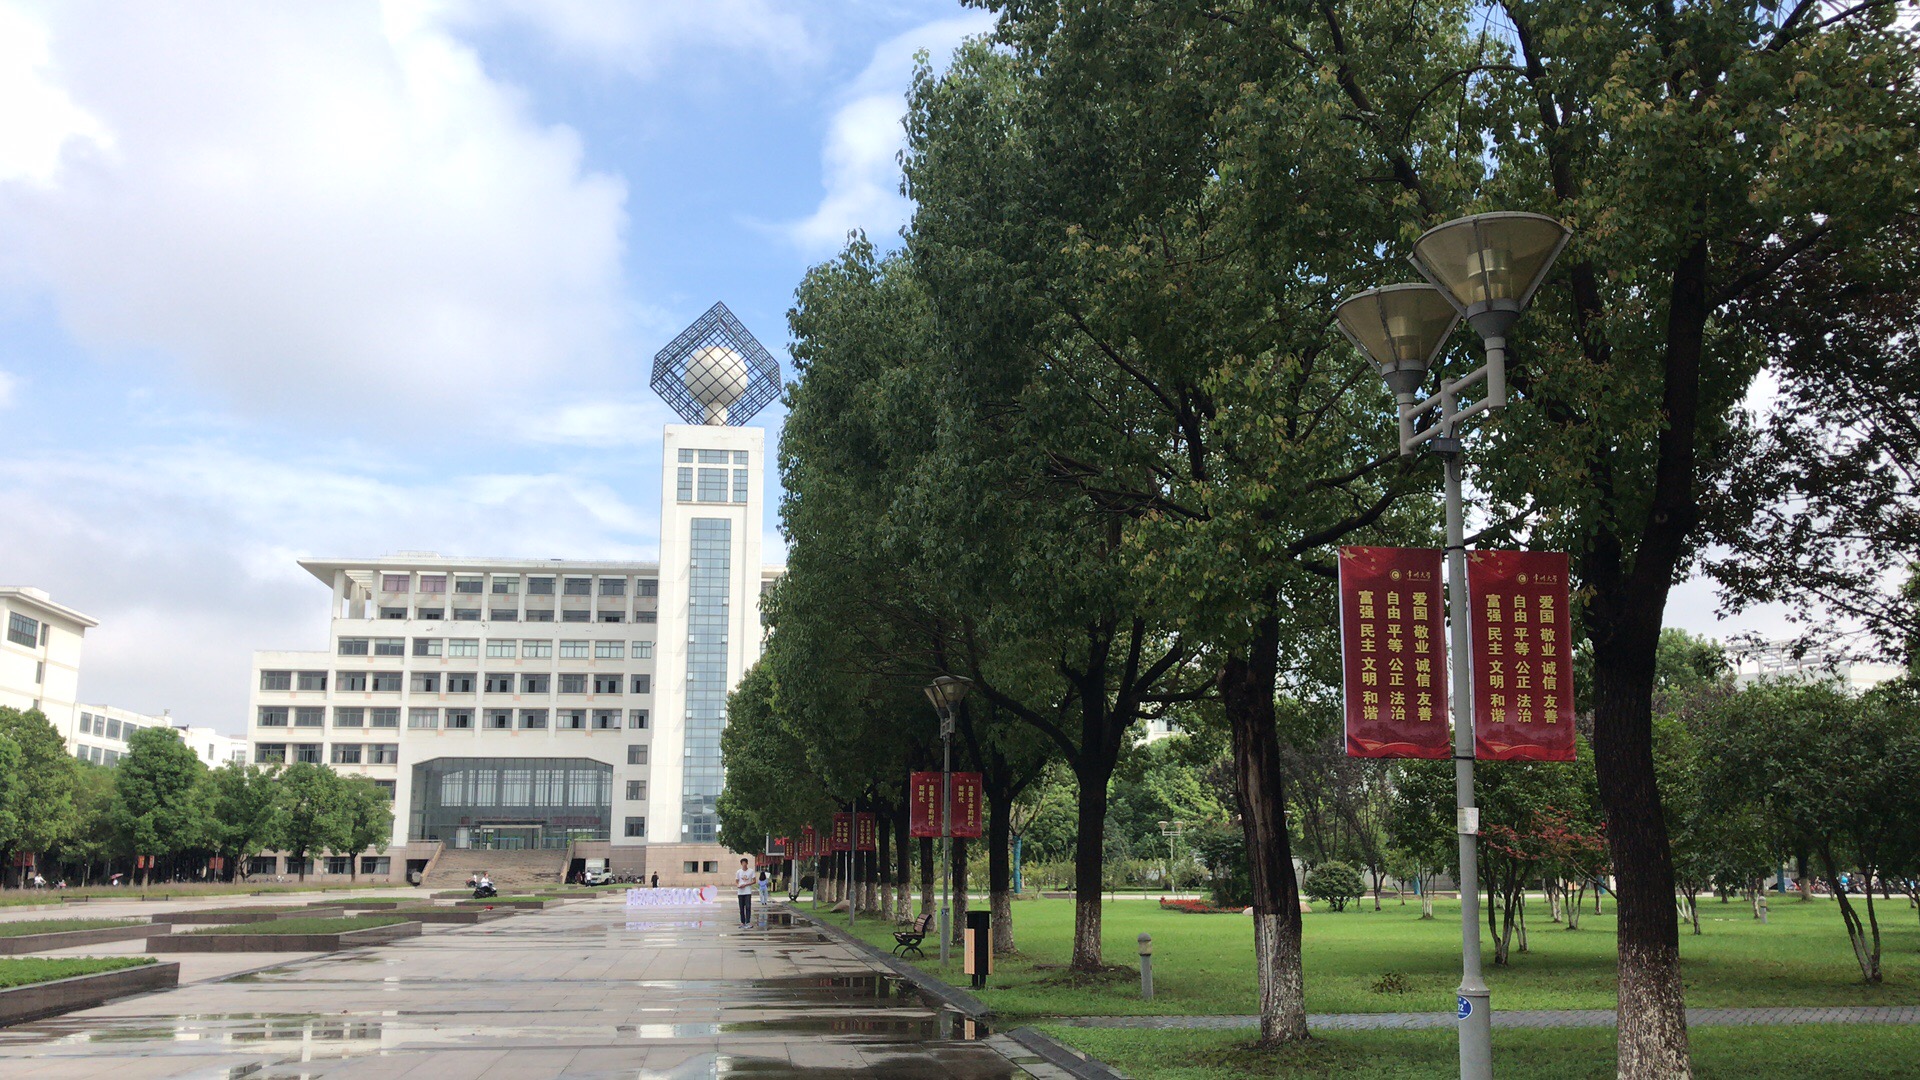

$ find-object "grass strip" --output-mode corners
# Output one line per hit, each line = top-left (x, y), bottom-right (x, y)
(0, 882), (405, 908)
(0, 918), (143, 937)
(0, 957), (156, 989)
(181, 916), (408, 937)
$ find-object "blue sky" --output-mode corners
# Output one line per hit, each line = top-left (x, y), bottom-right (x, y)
(0, 0), (1777, 733)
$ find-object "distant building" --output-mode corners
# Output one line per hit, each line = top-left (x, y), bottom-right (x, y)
(0, 587), (97, 736)
(1730, 640), (1905, 694)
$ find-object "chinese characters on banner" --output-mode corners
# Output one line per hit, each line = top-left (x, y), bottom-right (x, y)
(1468, 550), (1576, 762)
(855, 813), (878, 852)
(908, 771), (943, 838)
(1339, 546), (1451, 759)
(798, 825), (817, 858)
(949, 773), (984, 838)
(829, 813), (853, 853)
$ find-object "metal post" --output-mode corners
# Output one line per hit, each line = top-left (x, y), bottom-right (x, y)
(1443, 442), (1492, 1080)
(1138, 933), (1154, 1000)
(940, 714), (953, 964)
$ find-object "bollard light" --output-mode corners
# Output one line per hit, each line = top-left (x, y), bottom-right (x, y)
(1138, 932), (1154, 1001)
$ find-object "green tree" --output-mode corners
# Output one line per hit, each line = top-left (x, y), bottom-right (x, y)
(271, 762), (350, 882)
(0, 734), (24, 869)
(60, 763), (117, 885)
(110, 727), (210, 883)
(1303, 862), (1366, 913)
(0, 707), (81, 882)
(337, 777), (393, 881)
(205, 762), (283, 881)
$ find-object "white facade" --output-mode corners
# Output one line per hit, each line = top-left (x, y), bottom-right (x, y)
(70, 706), (242, 768)
(246, 422), (779, 884)
(0, 587), (96, 738)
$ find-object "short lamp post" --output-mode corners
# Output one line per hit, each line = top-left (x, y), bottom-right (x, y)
(1157, 819), (1185, 895)
(923, 674), (974, 965)
(1335, 211), (1570, 1080)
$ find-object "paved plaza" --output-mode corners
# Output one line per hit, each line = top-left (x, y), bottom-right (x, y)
(0, 892), (1066, 1079)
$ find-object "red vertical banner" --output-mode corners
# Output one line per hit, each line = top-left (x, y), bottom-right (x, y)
(908, 771), (943, 837)
(949, 773), (984, 838)
(799, 825), (817, 858)
(1468, 550), (1576, 762)
(1339, 546), (1450, 759)
(830, 813), (853, 853)
(855, 813), (878, 852)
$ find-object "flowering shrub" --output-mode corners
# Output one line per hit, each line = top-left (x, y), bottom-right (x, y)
(1159, 898), (1238, 914)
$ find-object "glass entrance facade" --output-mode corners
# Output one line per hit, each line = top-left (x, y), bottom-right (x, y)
(409, 757), (612, 847)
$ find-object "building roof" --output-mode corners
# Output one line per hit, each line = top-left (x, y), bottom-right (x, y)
(0, 587), (100, 629)
(298, 555), (664, 588)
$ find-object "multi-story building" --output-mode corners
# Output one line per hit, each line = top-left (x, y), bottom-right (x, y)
(0, 587), (96, 735)
(70, 707), (245, 768)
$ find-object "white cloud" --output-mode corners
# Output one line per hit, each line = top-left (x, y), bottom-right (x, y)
(781, 13), (994, 253)
(0, 0), (629, 420)
(438, 0), (818, 77)
(517, 398), (683, 448)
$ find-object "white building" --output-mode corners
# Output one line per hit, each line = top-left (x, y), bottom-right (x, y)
(0, 587), (96, 736)
(1731, 640), (1906, 694)
(246, 303), (786, 886)
(71, 707), (245, 768)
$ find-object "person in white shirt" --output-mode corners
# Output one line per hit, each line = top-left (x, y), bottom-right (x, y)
(734, 858), (756, 928)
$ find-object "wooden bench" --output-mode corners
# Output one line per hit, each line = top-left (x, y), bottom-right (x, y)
(892, 911), (935, 958)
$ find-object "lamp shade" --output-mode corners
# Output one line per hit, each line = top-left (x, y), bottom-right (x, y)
(1408, 212), (1571, 321)
(1334, 283), (1461, 396)
(929, 674), (973, 706)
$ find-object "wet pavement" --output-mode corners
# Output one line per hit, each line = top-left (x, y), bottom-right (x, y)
(0, 896), (1065, 1078)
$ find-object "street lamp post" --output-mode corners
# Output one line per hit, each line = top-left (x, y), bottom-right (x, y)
(1335, 211), (1570, 1080)
(1157, 819), (1185, 895)
(924, 674), (974, 965)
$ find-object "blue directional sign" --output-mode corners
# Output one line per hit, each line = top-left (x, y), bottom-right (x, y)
(1457, 995), (1473, 1020)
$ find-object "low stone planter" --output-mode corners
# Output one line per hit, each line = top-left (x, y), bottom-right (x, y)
(152, 907), (344, 926)
(0, 962), (180, 1026)
(57, 896), (92, 904)
(452, 899), (560, 910)
(330, 900), (406, 910)
(148, 921), (421, 953)
(381, 909), (509, 925)
(0, 924), (170, 955)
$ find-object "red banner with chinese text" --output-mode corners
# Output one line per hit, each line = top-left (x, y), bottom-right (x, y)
(830, 814), (852, 853)
(798, 825), (817, 858)
(1340, 546), (1450, 759)
(1468, 550), (1576, 762)
(949, 773), (984, 838)
(909, 771), (943, 837)
(855, 813), (877, 852)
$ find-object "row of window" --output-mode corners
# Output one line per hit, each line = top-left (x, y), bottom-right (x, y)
(381, 574), (661, 597)
(78, 712), (146, 741)
(675, 466), (751, 504)
(262, 672), (653, 696)
(331, 639), (656, 661)
(378, 607), (659, 624)
(328, 743), (401, 764)
(73, 745), (121, 766)
(259, 706), (652, 732)
(6, 612), (47, 648)
(255, 741), (647, 768)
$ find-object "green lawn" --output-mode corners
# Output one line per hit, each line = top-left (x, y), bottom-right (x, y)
(834, 893), (1920, 1018)
(0, 957), (156, 988)
(181, 916), (409, 936)
(1039, 1024), (1920, 1079)
(0, 882), (404, 908)
(0, 918), (142, 937)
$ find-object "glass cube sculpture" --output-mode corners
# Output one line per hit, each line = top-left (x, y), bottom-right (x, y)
(649, 302), (783, 426)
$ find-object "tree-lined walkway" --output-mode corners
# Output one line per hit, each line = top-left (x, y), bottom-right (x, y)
(1053, 1005), (1920, 1032)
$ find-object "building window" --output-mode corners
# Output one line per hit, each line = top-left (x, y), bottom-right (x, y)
(297, 671), (327, 691)
(484, 710), (513, 730)
(453, 608), (482, 621)
(698, 449), (729, 464)
(380, 607), (408, 619)
(520, 709), (549, 730)
(362, 855), (392, 874)
(626, 780), (647, 800)
(523, 641), (553, 658)
(260, 670), (292, 691)
(591, 674), (619, 694)
(419, 575), (446, 594)
(103, 749), (120, 766)
(34, 660), (43, 684)
(370, 744), (399, 764)
(490, 608), (520, 621)
(525, 609), (555, 623)
(624, 817), (646, 838)
(560, 640), (590, 659)
(337, 672), (368, 692)
(408, 708), (439, 730)
(448, 638), (479, 658)
(600, 578), (626, 596)
(445, 709), (474, 730)
(413, 638), (443, 657)
(258, 707), (289, 727)
(678, 448), (694, 463)
(332, 744), (363, 764)
(382, 574), (410, 592)
(338, 638), (369, 656)
(80, 713), (94, 734)
(370, 672), (402, 692)
(702, 861), (720, 873)
(484, 673), (514, 693)
(676, 466), (693, 502)
(294, 708), (324, 728)
(256, 744), (287, 764)
(683, 861), (699, 873)
(7, 613), (39, 647)
(560, 609), (588, 623)
(454, 576), (483, 594)
(639, 579), (658, 598)
(374, 638), (405, 656)
(631, 642), (653, 659)
(593, 709), (621, 730)
(629, 710), (648, 729)
(295, 744), (323, 764)
(637, 610), (658, 624)
(521, 674), (550, 694)
(628, 745), (648, 765)
(410, 672), (440, 693)
(416, 607), (444, 620)
(105, 718), (123, 739)
(563, 577), (592, 596)
(446, 673), (475, 693)
(697, 467), (727, 501)
(595, 641), (623, 659)
(370, 708), (400, 728)
(558, 709), (586, 730)
(334, 707), (365, 728)
(734, 450), (748, 465)
(527, 577), (555, 595)
(559, 673), (587, 694)
(486, 640), (516, 658)
(733, 469), (748, 503)
(629, 675), (651, 695)
(492, 576), (519, 595)
(598, 611), (625, 623)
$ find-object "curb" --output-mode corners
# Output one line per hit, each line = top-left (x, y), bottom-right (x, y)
(785, 906), (993, 1021)
(0, 962), (181, 1027)
(1008, 1026), (1130, 1080)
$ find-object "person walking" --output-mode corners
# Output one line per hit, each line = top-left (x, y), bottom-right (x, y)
(650, 870), (658, 889)
(734, 858), (756, 928)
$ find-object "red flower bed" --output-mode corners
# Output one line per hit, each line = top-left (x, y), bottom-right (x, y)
(1159, 898), (1237, 914)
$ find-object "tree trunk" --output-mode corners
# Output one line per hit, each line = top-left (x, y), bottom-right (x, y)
(919, 836), (935, 918)
(878, 820), (894, 922)
(1420, 874), (1435, 920)
(951, 836), (970, 948)
(1221, 621), (1308, 1044)
(895, 800), (913, 923)
(989, 783), (1015, 954)
(1821, 851), (1882, 983)
(1069, 764), (1109, 969)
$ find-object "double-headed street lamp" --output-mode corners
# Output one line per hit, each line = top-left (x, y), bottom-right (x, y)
(1157, 819), (1186, 894)
(1335, 211), (1570, 1080)
(924, 673), (973, 964)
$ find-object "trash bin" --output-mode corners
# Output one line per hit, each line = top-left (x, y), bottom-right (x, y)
(964, 910), (992, 988)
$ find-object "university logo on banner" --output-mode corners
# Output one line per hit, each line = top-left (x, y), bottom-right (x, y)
(855, 813), (878, 852)
(1467, 550), (1576, 762)
(908, 771), (943, 838)
(949, 773), (984, 838)
(1339, 546), (1450, 759)
(830, 813), (853, 853)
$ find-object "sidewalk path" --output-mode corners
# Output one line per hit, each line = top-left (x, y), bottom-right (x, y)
(1052, 1005), (1920, 1031)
